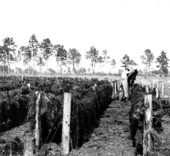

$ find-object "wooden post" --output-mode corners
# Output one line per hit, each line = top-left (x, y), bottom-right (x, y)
(145, 85), (149, 93)
(157, 82), (159, 93)
(156, 87), (159, 99)
(21, 52), (24, 81)
(151, 83), (154, 90)
(27, 83), (31, 90)
(161, 82), (164, 98)
(35, 91), (41, 150)
(110, 82), (114, 99)
(62, 92), (71, 156)
(24, 138), (34, 156)
(118, 81), (121, 90)
(143, 94), (152, 156)
(115, 81), (117, 94)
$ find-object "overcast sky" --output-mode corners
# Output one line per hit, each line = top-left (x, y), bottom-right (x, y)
(0, 0), (170, 71)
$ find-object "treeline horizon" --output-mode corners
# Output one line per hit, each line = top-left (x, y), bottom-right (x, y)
(0, 34), (169, 77)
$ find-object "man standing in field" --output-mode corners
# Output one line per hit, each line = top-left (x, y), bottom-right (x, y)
(121, 67), (131, 102)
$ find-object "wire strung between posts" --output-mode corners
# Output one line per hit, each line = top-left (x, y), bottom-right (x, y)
(49, 120), (62, 145)
(22, 91), (39, 124)
(43, 112), (61, 145)
(39, 121), (62, 152)
(69, 135), (73, 151)
(22, 103), (36, 124)
(39, 117), (62, 152)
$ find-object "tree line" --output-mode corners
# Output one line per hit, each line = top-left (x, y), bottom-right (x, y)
(0, 34), (169, 76)
(117, 49), (169, 77)
(140, 49), (169, 77)
(0, 34), (116, 76)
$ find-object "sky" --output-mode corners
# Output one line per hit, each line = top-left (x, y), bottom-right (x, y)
(0, 0), (170, 72)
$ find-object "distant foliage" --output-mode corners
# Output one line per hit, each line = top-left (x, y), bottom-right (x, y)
(97, 56), (104, 70)
(152, 70), (160, 75)
(141, 49), (154, 67)
(102, 50), (110, 64)
(111, 58), (116, 73)
(0, 46), (5, 65)
(77, 67), (86, 74)
(121, 54), (137, 68)
(28, 34), (39, 59)
(1, 37), (17, 75)
(54, 44), (67, 74)
(28, 34), (39, 75)
(24, 67), (38, 75)
(54, 45), (67, 61)
(40, 38), (53, 60)
(19, 46), (30, 64)
(2, 33), (170, 76)
(68, 48), (81, 73)
(140, 49), (154, 76)
(86, 46), (99, 74)
(156, 51), (169, 77)
(46, 68), (56, 75)
(102, 50), (110, 72)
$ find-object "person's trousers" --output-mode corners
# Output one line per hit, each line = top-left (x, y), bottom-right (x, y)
(122, 79), (128, 98)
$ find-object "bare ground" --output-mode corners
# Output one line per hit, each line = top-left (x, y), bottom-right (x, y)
(69, 101), (135, 156)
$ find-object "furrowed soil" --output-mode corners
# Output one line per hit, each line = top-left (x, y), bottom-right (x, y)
(69, 101), (135, 156)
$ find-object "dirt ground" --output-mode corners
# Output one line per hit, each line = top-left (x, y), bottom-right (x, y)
(69, 100), (135, 156)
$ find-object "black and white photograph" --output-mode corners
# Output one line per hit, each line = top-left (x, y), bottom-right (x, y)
(0, 0), (170, 155)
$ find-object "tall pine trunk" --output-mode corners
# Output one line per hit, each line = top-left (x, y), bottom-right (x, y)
(32, 50), (34, 76)
(29, 61), (31, 76)
(21, 53), (24, 80)
(59, 58), (62, 75)
(73, 61), (75, 74)
(3, 62), (5, 77)
(91, 61), (95, 75)
(8, 61), (10, 76)
(7, 54), (10, 76)
(57, 60), (59, 73)
(6, 55), (8, 76)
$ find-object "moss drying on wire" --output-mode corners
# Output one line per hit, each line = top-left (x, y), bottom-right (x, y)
(129, 83), (170, 155)
(0, 77), (113, 152)
(29, 79), (112, 150)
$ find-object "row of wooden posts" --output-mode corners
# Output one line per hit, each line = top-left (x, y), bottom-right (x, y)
(23, 80), (163, 156)
(23, 80), (117, 156)
(111, 81), (160, 156)
(111, 81), (157, 155)
(24, 92), (72, 156)
(111, 80), (165, 98)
